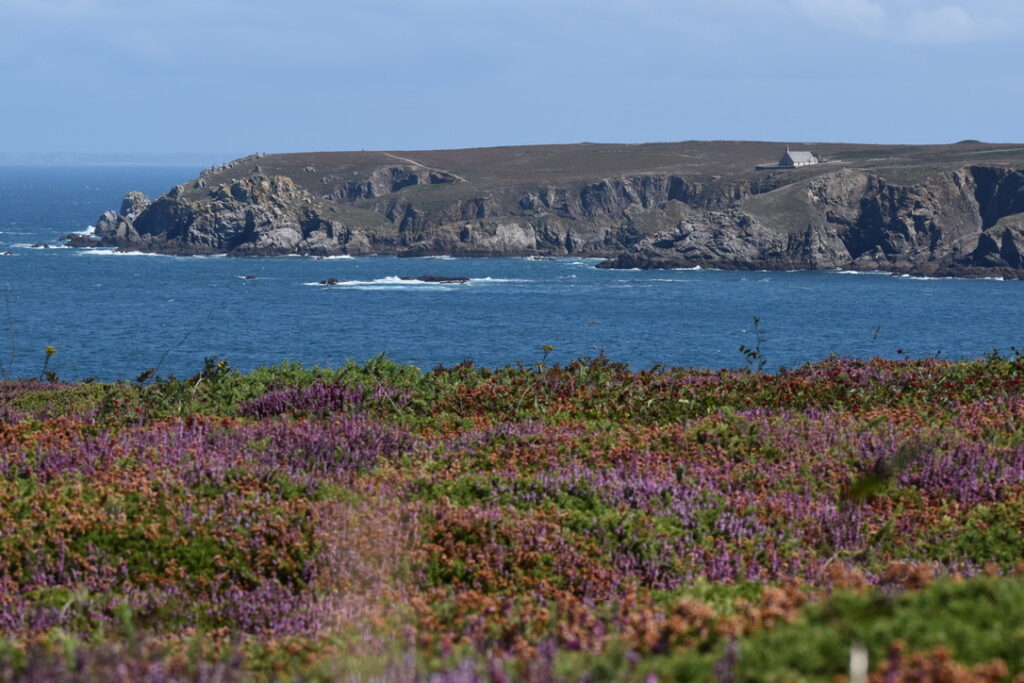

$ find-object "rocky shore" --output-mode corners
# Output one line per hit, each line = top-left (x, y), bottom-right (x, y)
(70, 141), (1024, 278)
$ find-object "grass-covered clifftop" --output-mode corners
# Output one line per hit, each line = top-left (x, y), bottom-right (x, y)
(2, 355), (1024, 680)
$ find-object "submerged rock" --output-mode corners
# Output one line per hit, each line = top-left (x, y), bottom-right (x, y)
(399, 274), (470, 284)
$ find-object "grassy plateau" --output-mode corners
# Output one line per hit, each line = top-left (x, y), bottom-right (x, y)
(1, 353), (1024, 681)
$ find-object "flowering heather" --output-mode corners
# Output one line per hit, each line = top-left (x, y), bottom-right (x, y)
(239, 381), (409, 419)
(2, 355), (1024, 680)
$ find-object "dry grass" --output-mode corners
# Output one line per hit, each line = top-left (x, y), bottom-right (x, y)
(191, 140), (1024, 206)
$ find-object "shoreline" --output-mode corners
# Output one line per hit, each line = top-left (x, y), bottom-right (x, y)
(54, 238), (1024, 280)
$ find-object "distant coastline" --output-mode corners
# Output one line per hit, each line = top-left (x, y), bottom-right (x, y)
(0, 152), (239, 167)
(66, 139), (1024, 279)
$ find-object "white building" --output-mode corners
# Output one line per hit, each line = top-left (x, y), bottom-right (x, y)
(778, 146), (818, 167)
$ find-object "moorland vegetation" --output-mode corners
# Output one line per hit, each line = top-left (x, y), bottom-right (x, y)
(1, 353), (1024, 680)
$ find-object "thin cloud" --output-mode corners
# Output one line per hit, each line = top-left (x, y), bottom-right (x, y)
(0, 0), (99, 16)
(790, 0), (887, 35)
(905, 5), (1006, 44)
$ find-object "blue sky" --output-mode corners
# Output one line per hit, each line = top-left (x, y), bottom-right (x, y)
(1, 0), (1021, 156)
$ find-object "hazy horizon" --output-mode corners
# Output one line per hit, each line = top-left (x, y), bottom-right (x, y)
(7, 137), (1024, 166)
(3, 0), (1022, 157)
(0, 151), (239, 166)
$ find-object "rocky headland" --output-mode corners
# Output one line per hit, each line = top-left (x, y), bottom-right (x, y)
(74, 140), (1024, 277)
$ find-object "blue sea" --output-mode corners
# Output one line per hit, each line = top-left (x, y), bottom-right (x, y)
(1, 165), (1022, 381)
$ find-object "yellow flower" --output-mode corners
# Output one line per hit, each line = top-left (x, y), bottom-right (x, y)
(44, 346), (56, 356)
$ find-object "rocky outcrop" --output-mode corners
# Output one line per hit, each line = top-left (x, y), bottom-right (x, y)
(329, 166), (458, 201)
(94, 191), (152, 243)
(97, 175), (382, 256)
(77, 147), (1024, 277)
(596, 167), (1024, 277)
(84, 166), (794, 258)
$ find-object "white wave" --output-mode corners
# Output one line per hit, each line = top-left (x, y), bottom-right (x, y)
(670, 265), (703, 271)
(76, 249), (226, 258)
(897, 274), (951, 280)
(473, 277), (528, 283)
(423, 255), (455, 260)
(13, 243), (71, 249)
(834, 269), (892, 276)
(77, 249), (169, 257)
(71, 225), (96, 236)
(305, 276), (461, 287)
(356, 285), (455, 292)
(891, 271), (1010, 281)
(319, 254), (354, 260)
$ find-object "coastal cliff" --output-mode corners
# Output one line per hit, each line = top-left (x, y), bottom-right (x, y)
(78, 141), (1024, 276)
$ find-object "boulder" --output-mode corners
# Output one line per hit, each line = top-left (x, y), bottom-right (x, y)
(62, 233), (100, 248)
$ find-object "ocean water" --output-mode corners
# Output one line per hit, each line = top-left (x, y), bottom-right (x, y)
(1, 165), (1023, 381)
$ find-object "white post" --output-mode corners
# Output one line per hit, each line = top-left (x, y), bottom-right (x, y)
(850, 643), (869, 683)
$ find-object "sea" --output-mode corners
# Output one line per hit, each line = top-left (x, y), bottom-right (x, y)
(1, 165), (1022, 382)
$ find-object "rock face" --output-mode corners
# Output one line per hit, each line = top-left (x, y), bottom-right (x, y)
(599, 167), (1024, 276)
(78, 143), (1024, 277)
(92, 191), (152, 244)
(103, 176), (350, 256)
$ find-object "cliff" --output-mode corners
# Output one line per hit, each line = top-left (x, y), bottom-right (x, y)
(77, 140), (1024, 276)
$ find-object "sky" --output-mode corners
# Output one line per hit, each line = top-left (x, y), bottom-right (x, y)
(1, 0), (1021, 157)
